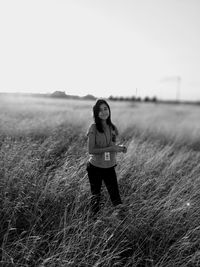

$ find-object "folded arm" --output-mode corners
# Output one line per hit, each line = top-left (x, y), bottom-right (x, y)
(87, 131), (124, 154)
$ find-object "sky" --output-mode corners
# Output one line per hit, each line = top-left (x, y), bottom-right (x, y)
(0, 0), (200, 101)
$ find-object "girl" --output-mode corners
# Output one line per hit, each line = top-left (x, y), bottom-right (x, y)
(86, 99), (127, 217)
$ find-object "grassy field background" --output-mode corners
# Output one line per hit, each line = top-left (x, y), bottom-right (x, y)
(1, 95), (200, 266)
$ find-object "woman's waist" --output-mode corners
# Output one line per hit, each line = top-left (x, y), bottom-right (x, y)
(89, 152), (116, 168)
(87, 161), (117, 170)
(89, 151), (116, 159)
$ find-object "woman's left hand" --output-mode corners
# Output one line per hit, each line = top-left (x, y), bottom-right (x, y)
(122, 146), (127, 153)
(118, 145), (127, 153)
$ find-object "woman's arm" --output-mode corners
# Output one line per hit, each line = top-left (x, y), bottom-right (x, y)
(88, 132), (124, 154)
(87, 131), (116, 154)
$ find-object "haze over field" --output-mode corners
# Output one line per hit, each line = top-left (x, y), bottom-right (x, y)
(0, 0), (200, 101)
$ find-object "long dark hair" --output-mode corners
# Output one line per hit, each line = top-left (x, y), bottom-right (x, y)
(93, 99), (115, 133)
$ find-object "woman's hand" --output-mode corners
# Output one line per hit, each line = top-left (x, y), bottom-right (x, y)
(119, 145), (127, 153)
(112, 145), (127, 153)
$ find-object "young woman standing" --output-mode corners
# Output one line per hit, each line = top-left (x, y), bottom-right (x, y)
(86, 99), (127, 217)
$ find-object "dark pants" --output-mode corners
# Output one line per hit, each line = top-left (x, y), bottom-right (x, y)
(86, 162), (122, 215)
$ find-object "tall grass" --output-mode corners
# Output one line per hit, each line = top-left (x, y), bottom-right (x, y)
(1, 95), (200, 266)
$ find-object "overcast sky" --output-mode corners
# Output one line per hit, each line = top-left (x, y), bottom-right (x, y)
(0, 0), (200, 100)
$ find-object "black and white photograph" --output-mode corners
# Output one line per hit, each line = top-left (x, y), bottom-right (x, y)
(0, 0), (200, 266)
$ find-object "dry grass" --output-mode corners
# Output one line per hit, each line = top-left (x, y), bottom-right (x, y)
(1, 95), (200, 266)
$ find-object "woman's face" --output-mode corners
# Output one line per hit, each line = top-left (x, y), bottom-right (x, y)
(98, 103), (110, 121)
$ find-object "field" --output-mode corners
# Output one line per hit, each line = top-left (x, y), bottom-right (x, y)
(1, 94), (200, 266)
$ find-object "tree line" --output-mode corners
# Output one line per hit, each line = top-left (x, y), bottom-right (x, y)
(51, 91), (158, 102)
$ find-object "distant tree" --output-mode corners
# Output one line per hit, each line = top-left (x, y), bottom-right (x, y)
(144, 96), (150, 102)
(109, 96), (119, 101)
(118, 96), (124, 101)
(152, 96), (157, 102)
(83, 94), (96, 100)
(130, 96), (136, 101)
(51, 91), (67, 98)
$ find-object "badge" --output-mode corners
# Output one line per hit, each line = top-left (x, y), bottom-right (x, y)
(104, 152), (110, 161)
